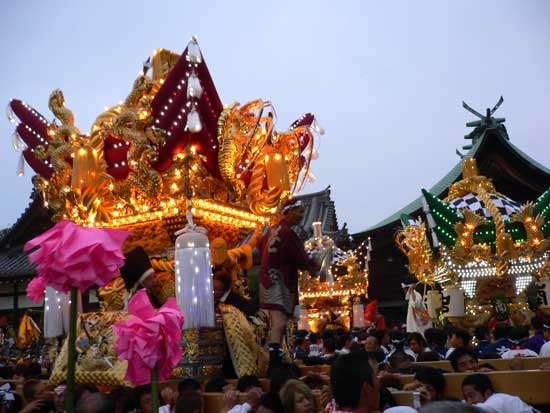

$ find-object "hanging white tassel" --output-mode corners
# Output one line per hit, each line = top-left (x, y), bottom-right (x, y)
(187, 73), (203, 99)
(432, 231), (440, 248)
(311, 117), (325, 135)
(17, 152), (25, 177)
(186, 36), (202, 64)
(310, 148), (319, 160)
(6, 103), (16, 124)
(12, 131), (25, 151)
(306, 169), (316, 183)
(185, 108), (202, 133)
(426, 213), (437, 229)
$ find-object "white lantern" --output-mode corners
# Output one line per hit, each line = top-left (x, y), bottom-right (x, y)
(426, 290), (442, 319)
(44, 287), (82, 338)
(175, 219), (215, 329)
(352, 301), (365, 328)
(536, 277), (550, 309)
(442, 285), (465, 318)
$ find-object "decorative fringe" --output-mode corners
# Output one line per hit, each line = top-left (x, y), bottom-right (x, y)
(186, 37), (202, 64)
(12, 131), (25, 151)
(187, 73), (203, 99)
(311, 118), (325, 135)
(17, 152), (25, 177)
(185, 109), (202, 133)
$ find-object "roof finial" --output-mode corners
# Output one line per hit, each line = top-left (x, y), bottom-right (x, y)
(460, 96), (507, 153)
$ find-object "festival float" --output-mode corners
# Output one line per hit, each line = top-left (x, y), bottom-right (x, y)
(299, 223), (371, 332)
(6, 36), (325, 384)
(396, 100), (550, 327)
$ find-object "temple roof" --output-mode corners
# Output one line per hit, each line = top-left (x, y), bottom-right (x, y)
(355, 117), (550, 237)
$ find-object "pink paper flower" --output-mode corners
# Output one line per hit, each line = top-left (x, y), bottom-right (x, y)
(27, 276), (46, 304)
(114, 289), (184, 385)
(24, 221), (130, 293)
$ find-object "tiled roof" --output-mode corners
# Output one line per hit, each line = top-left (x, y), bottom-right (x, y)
(0, 247), (35, 281)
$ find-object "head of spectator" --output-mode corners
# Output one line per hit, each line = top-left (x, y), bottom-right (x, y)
(302, 372), (326, 390)
(364, 335), (380, 352)
(448, 327), (470, 349)
(279, 379), (317, 413)
(308, 332), (320, 345)
(256, 392), (284, 413)
(75, 392), (116, 413)
(178, 378), (201, 395)
(418, 401), (484, 412)
(492, 322), (510, 341)
(378, 374), (403, 391)
(270, 363), (301, 394)
(373, 329), (390, 347)
(461, 373), (495, 405)
(23, 361), (42, 379)
(379, 387), (396, 411)
(237, 375), (261, 392)
(416, 351), (440, 362)
(449, 347), (479, 372)
(530, 316), (543, 333)
(295, 337), (308, 352)
(330, 352), (379, 412)
(323, 337), (337, 355)
(414, 366), (446, 402)
(204, 375), (227, 393)
(213, 267), (232, 303)
(509, 326), (529, 347)
(135, 385), (154, 413)
(425, 328), (447, 348)
(175, 390), (204, 413)
(474, 326), (490, 342)
(337, 334), (352, 351)
(161, 387), (178, 407)
(23, 378), (45, 402)
(389, 331), (406, 350)
(110, 386), (137, 413)
(389, 351), (414, 374)
(407, 332), (427, 355)
(74, 384), (99, 405)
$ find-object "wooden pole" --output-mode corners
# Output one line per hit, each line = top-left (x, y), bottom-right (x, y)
(65, 287), (78, 412)
(151, 364), (159, 413)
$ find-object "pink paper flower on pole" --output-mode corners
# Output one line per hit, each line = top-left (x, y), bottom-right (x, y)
(114, 289), (184, 385)
(24, 221), (130, 293)
(27, 276), (46, 304)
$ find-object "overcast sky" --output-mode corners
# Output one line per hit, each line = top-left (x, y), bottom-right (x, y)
(1, 1), (549, 234)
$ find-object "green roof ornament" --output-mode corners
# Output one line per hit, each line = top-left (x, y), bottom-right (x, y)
(462, 96), (508, 150)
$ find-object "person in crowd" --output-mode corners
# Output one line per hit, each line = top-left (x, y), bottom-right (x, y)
(160, 387), (178, 412)
(175, 390), (204, 413)
(364, 300), (386, 330)
(378, 386), (397, 411)
(424, 328), (446, 360)
(388, 351), (415, 374)
(278, 379), (317, 413)
(258, 199), (319, 371)
(462, 373), (535, 412)
(237, 375), (261, 393)
(178, 378), (201, 395)
(293, 337), (309, 362)
(224, 386), (263, 413)
(407, 332), (429, 360)
(74, 392), (116, 413)
(301, 372), (327, 390)
(403, 366), (446, 406)
(270, 363), (302, 394)
(135, 385), (171, 413)
(539, 322), (550, 356)
(448, 347), (495, 373)
(327, 352), (380, 413)
(307, 333), (322, 358)
(416, 351), (441, 362)
(321, 338), (338, 364)
(336, 333), (352, 355)
(524, 316), (545, 354)
(404, 283), (431, 335)
(120, 246), (164, 308)
(484, 323), (512, 357)
(445, 327), (470, 359)
(373, 329), (392, 355)
(255, 392), (283, 413)
(20, 379), (55, 413)
(418, 401), (484, 412)
(473, 326), (491, 357)
(501, 327), (538, 358)
(213, 266), (258, 316)
(110, 386), (137, 413)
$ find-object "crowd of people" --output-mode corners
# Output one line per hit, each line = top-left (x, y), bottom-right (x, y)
(1, 317), (548, 412)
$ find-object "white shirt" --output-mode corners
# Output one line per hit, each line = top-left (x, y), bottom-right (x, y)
(474, 392), (534, 413)
(540, 341), (550, 356)
(226, 402), (252, 413)
(445, 347), (456, 359)
(501, 348), (538, 359)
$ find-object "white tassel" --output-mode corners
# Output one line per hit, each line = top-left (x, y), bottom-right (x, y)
(186, 37), (202, 64)
(17, 152), (25, 177)
(311, 117), (325, 135)
(426, 213), (436, 229)
(12, 131), (25, 151)
(432, 231), (440, 248)
(5, 103), (16, 124)
(306, 169), (316, 183)
(187, 74), (203, 99)
(185, 109), (202, 133)
(310, 148), (319, 160)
